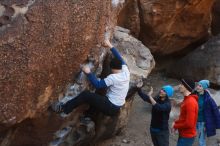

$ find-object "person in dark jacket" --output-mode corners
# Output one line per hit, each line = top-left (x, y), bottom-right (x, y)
(195, 80), (220, 146)
(137, 82), (174, 146)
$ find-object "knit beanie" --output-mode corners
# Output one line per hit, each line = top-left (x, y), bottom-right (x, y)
(198, 80), (210, 90)
(162, 85), (174, 97)
(110, 58), (122, 69)
(181, 79), (195, 92)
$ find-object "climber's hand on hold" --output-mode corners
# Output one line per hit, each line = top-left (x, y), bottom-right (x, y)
(104, 39), (113, 48)
(82, 65), (91, 74)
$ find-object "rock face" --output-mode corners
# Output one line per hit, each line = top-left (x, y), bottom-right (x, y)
(166, 34), (220, 86)
(0, 0), (112, 126)
(117, 0), (214, 55)
(117, 0), (140, 38)
(212, 0), (220, 35)
(138, 0), (214, 55)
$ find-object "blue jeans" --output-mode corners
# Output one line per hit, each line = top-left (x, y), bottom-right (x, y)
(177, 137), (195, 146)
(196, 122), (206, 146)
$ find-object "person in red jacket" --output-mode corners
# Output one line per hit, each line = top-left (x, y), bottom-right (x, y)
(172, 79), (198, 146)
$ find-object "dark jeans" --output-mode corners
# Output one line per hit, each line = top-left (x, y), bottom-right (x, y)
(63, 90), (120, 116)
(150, 130), (169, 146)
(176, 137), (195, 146)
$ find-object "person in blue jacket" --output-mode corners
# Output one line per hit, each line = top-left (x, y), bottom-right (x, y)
(137, 82), (174, 146)
(52, 39), (130, 116)
(195, 80), (220, 146)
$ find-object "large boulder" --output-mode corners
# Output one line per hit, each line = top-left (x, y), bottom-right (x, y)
(166, 34), (220, 86)
(0, 0), (112, 126)
(138, 0), (214, 55)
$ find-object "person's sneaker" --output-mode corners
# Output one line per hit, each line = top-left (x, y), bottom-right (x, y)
(51, 102), (64, 113)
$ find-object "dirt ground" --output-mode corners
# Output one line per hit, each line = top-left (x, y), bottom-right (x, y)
(98, 72), (220, 146)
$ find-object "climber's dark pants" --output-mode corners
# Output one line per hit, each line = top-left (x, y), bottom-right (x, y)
(62, 90), (121, 116)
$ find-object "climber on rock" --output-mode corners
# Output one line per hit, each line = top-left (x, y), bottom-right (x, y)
(52, 39), (130, 116)
(136, 81), (173, 146)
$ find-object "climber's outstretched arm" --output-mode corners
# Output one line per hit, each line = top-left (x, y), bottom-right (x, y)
(104, 39), (126, 65)
(82, 65), (107, 89)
